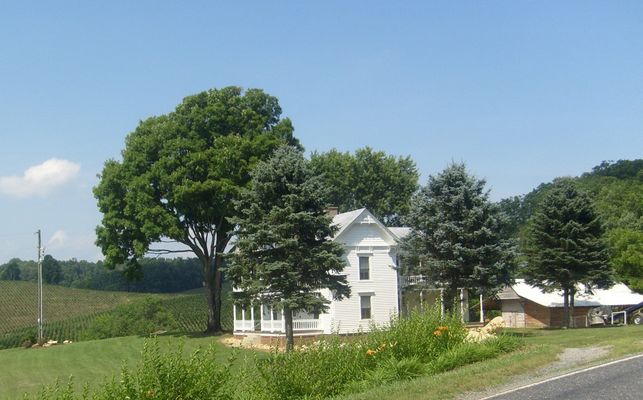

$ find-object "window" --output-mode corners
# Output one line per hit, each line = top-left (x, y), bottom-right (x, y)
(360, 295), (372, 319)
(359, 256), (370, 280)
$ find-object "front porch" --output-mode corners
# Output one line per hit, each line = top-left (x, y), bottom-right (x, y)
(233, 303), (323, 334)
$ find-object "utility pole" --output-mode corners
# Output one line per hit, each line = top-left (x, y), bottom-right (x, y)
(36, 230), (43, 344)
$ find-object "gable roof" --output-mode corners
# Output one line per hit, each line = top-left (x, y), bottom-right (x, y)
(501, 279), (643, 308)
(331, 208), (403, 244)
(388, 227), (411, 240)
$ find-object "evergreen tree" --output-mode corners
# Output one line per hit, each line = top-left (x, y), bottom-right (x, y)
(523, 179), (613, 327)
(401, 163), (516, 312)
(227, 146), (350, 351)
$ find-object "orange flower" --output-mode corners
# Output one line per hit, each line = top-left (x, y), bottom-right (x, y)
(146, 390), (156, 398)
(366, 349), (377, 356)
(437, 326), (449, 331)
(433, 330), (442, 336)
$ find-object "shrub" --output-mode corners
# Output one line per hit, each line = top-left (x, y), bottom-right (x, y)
(255, 337), (370, 399)
(79, 297), (178, 340)
(365, 307), (467, 362)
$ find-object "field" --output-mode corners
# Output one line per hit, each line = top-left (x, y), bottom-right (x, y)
(0, 281), (233, 349)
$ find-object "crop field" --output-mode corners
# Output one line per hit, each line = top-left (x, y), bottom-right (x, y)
(0, 281), (233, 349)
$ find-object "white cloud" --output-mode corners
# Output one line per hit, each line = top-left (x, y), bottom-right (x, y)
(47, 230), (68, 249)
(0, 158), (80, 197)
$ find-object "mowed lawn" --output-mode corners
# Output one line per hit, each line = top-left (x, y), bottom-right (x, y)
(1, 325), (641, 400)
(0, 334), (252, 399)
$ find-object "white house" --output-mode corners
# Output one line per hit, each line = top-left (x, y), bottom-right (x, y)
(232, 208), (410, 338)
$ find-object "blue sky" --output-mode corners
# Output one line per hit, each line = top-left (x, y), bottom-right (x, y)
(1, 1), (641, 263)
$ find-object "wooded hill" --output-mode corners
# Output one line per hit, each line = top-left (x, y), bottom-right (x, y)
(500, 159), (643, 292)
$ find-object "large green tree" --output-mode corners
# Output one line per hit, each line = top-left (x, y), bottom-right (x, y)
(401, 163), (516, 312)
(227, 146), (350, 351)
(523, 180), (613, 327)
(42, 255), (62, 284)
(310, 147), (418, 225)
(0, 260), (21, 280)
(94, 87), (299, 333)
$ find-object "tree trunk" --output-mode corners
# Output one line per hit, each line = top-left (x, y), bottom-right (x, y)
(283, 305), (294, 352)
(562, 287), (569, 328)
(203, 255), (222, 334)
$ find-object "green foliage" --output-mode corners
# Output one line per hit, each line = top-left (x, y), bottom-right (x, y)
(1, 257), (205, 293)
(79, 298), (178, 340)
(523, 180), (613, 292)
(94, 86), (299, 332)
(0, 259), (21, 280)
(608, 229), (643, 292)
(228, 146), (350, 350)
(250, 309), (517, 399)
(310, 147), (419, 226)
(523, 180), (613, 326)
(30, 339), (235, 400)
(0, 280), (232, 349)
(366, 308), (466, 362)
(402, 163), (517, 311)
(500, 159), (642, 288)
(42, 255), (63, 284)
(426, 335), (522, 374)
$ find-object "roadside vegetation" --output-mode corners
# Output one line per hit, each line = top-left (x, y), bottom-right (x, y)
(15, 309), (522, 400)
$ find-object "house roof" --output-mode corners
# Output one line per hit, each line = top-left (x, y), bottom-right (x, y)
(331, 208), (367, 237)
(388, 227), (411, 239)
(502, 279), (643, 308)
(331, 208), (409, 243)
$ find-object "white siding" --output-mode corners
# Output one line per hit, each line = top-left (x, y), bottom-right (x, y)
(328, 216), (400, 334)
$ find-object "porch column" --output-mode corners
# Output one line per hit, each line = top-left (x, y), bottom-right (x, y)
(479, 294), (484, 323)
(250, 303), (255, 330)
(281, 307), (285, 333)
(241, 307), (246, 331)
(440, 289), (444, 318)
(233, 304), (237, 324)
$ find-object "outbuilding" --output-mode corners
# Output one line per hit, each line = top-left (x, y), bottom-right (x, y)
(498, 279), (643, 328)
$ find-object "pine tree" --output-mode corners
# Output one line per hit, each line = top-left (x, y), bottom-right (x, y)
(523, 179), (612, 327)
(402, 163), (516, 312)
(226, 146), (350, 351)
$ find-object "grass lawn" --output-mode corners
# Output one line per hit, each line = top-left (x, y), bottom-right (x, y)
(335, 325), (643, 400)
(1, 325), (641, 400)
(0, 333), (255, 400)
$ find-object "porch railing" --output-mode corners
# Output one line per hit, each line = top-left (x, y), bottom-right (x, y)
(233, 320), (255, 332)
(401, 275), (427, 287)
(235, 319), (321, 333)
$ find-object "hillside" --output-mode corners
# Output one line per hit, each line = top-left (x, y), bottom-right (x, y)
(500, 159), (643, 291)
(0, 281), (150, 334)
(0, 281), (232, 349)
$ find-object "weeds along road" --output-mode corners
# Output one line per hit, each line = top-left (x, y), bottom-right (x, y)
(480, 353), (643, 400)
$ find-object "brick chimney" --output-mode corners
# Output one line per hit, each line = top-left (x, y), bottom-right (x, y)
(325, 206), (339, 218)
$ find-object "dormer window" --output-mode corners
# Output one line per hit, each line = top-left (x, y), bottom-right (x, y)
(359, 256), (370, 280)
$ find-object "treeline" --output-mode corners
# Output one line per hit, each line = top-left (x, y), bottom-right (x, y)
(499, 159), (642, 291)
(0, 257), (202, 293)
